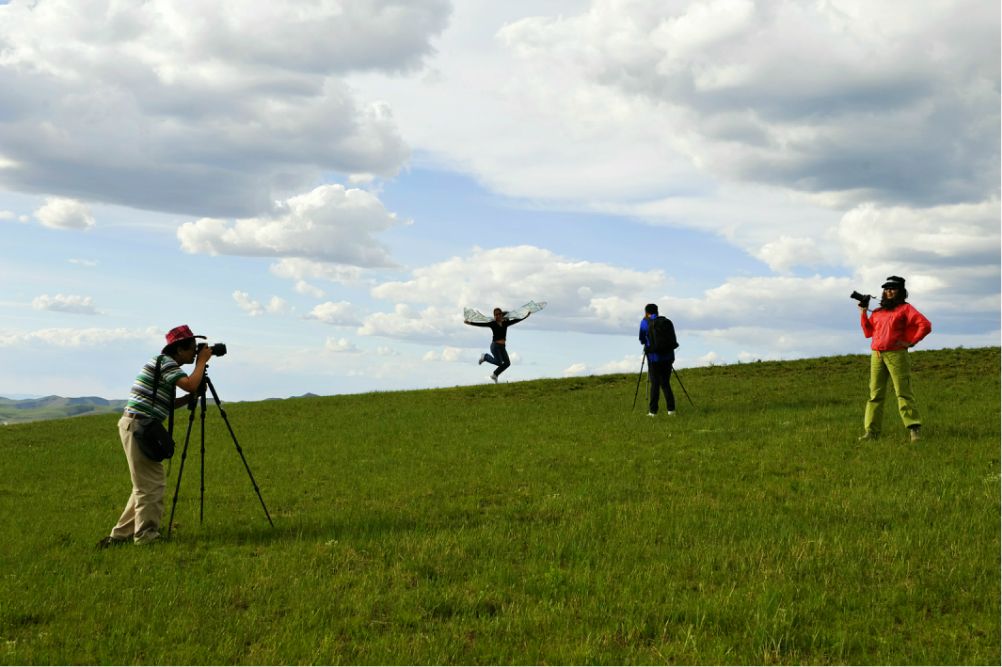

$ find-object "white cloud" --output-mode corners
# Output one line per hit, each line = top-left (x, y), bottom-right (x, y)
(34, 197), (95, 230)
(68, 258), (99, 268)
(370, 245), (667, 335)
(498, 0), (999, 206)
(754, 236), (828, 273)
(31, 294), (99, 315)
(422, 346), (464, 362)
(293, 281), (325, 299)
(563, 362), (588, 376)
(359, 303), (458, 341)
(306, 301), (363, 326)
(0, 326), (158, 348)
(0, 0), (451, 217)
(324, 337), (360, 354)
(179, 184), (403, 266)
(270, 258), (365, 285)
(233, 291), (288, 317)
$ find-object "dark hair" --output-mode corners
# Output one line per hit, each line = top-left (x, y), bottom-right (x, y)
(644, 303), (658, 315)
(880, 288), (908, 310)
(164, 337), (197, 357)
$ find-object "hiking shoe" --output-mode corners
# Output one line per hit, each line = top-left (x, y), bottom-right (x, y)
(96, 535), (131, 549)
(478, 353), (486, 365)
(909, 427), (921, 442)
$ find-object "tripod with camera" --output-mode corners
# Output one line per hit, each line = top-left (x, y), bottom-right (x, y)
(167, 345), (273, 536)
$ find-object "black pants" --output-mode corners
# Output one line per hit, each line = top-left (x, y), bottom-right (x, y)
(648, 359), (676, 414)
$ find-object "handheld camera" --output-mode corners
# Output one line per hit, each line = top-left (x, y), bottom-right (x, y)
(850, 291), (873, 309)
(197, 342), (228, 357)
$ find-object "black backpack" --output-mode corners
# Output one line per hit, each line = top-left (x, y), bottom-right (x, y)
(647, 316), (678, 355)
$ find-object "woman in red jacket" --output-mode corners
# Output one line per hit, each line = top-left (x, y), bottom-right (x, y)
(858, 276), (932, 442)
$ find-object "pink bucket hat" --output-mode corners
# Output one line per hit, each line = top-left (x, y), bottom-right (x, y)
(162, 324), (206, 353)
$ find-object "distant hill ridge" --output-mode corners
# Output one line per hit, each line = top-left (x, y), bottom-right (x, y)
(0, 392), (320, 425)
(0, 395), (127, 424)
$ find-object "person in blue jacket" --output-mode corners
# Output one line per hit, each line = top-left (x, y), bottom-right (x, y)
(639, 303), (676, 416)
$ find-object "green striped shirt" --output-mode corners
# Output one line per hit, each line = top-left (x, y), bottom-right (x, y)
(125, 355), (188, 420)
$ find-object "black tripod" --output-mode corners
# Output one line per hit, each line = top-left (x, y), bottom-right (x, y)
(632, 351), (696, 409)
(167, 371), (273, 536)
(632, 352), (648, 410)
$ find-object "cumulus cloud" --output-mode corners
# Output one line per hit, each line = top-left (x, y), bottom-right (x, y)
(359, 303), (458, 341)
(233, 291), (288, 316)
(325, 337), (360, 354)
(422, 346), (464, 362)
(499, 0), (1000, 207)
(34, 197), (95, 230)
(269, 257), (365, 296)
(369, 245), (667, 336)
(306, 301), (363, 326)
(0, 326), (158, 347)
(357, 244), (889, 345)
(32, 294), (99, 315)
(179, 184), (403, 266)
(0, 0), (451, 217)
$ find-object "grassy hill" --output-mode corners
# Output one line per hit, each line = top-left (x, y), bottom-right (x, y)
(0, 347), (998, 664)
(0, 395), (127, 424)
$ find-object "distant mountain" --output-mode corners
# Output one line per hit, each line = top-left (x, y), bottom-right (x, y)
(0, 395), (127, 425)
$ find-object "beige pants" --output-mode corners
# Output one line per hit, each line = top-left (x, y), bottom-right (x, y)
(110, 415), (166, 541)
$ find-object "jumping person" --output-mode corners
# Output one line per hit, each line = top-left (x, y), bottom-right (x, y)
(858, 276), (932, 442)
(466, 307), (530, 383)
(639, 303), (677, 416)
(98, 325), (212, 547)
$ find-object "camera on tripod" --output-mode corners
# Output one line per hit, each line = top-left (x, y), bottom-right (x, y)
(850, 291), (873, 309)
(197, 342), (228, 357)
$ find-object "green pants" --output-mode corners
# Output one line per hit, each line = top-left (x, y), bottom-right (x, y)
(864, 349), (922, 435)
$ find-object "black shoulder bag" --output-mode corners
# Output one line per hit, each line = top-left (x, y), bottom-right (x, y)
(134, 355), (176, 462)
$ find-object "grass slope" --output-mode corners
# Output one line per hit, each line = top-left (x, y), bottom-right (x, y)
(0, 348), (998, 664)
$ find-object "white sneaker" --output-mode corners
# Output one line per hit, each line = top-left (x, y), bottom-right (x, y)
(489, 374), (498, 384)
(478, 353), (486, 365)
(647, 412), (657, 417)
(134, 530), (161, 545)
(666, 411), (675, 416)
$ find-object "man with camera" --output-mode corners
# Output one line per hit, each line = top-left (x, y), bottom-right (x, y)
(856, 276), (932, 442)
(98, 325), (215, 547)
(639, 303), (678, 416)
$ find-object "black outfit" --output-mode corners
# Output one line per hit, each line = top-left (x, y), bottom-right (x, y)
(469, 317), (526, 342)
(469, 316), (526, 377)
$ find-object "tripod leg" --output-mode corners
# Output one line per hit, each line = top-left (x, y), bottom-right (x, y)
(167, 402), (198, 537)
(204, 377), (274, 528)
(199, 391), (207, 524)
(632, 353), (646, 409)
(673, 368), (696, 408)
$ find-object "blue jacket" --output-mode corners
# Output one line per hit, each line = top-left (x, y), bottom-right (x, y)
(639, 316), (675, 364)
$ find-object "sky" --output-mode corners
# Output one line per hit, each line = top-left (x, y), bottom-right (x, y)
(0, 0), (999, 402)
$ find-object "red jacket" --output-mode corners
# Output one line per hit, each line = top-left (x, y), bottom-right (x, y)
(860, 303), (931, 351)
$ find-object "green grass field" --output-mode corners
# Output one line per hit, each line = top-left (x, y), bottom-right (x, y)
(1, 348), (998, 664)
